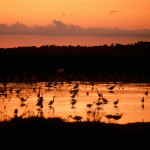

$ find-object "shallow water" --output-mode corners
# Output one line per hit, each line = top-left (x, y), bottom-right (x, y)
(0, 81), (150, 124)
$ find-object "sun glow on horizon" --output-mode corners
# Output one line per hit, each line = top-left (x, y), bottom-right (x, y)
(0, 0), (150, 48)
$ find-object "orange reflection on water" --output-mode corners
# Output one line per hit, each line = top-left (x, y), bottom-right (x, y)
(0, 82), (150, 124)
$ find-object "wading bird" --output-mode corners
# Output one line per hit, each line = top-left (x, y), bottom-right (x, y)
(48, 96), (55, 106)
(70, 98), (77, 108)
(68, 115), (83, 122)
(106, 84), (116, 91)
(113, 113), (123, 122)
(86, 102), (95, 110)
(96, 88), (103, 98)
(36, 96), (43, 107)
(20, 96), (29, 106)
(102, 96), (109, 104)
(105, 114), (114, 122)
(95, 101), (103, 107)
(114, 99), (119, 106)
(141, 97), (144, 103)
(14, 109), (18, 118)
(73, 83), (79, 89)
(20, 96), (28, 103)
(145, 90), (148, 95)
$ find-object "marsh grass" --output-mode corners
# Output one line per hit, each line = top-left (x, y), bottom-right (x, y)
(1, 117), (150, 137)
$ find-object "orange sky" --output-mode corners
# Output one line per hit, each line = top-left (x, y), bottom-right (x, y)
(0, 0), (150, 29)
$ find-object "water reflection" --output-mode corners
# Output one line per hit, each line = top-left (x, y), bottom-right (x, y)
(0, 81), (150, 124)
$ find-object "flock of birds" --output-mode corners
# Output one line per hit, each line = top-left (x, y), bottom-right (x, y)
(68, 83), (122, 122)
(0, 81), (149, 123)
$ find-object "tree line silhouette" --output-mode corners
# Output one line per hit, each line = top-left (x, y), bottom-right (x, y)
(0, 41), (150, 82)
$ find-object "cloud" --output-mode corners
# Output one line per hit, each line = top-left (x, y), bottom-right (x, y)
(109, 10), (120, 14)
(0, 20), (150, 38)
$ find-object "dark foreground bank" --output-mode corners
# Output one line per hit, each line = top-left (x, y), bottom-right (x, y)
(1, 117), (150, 148)
(1, 117), (150, 137)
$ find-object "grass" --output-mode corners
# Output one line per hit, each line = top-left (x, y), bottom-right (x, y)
(1, 117), (150, 137)
(0, 117), (150, 147)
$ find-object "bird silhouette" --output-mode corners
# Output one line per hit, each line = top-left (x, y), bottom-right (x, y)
(95, 101), (103, 107)
(113, 113), (123, 122)
(107, 84), (116, 91)
(102, 96), (109, 104)
(105, 114), (114, 122)
(20, 97), (28, 107)
(48, 96), (55, 106)
(14, 109), (18, 118)
(141, 97), (144, 103)
(36, 96), (43, 107)
(96, 88), (103, 98)
(145, 90), (148, 95)
(68, 115), (83, 122)
(114, 99), (119, 106)
(86, 92), (89, 96)
(86, 102), (95, 110)
(73, 83), (79, 89)
(20, 96), (28, 103)
(71, 98), (77, 105)
(70, 93), (77, 98)
(15, 89), (21, 94)
(69, 89), (79, 94)
(45, 82), (53, 88)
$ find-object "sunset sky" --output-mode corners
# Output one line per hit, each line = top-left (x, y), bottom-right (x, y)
(0, 0), (150, 47)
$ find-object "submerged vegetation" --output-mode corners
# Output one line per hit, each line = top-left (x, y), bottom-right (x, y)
(0, 41), (150, 83)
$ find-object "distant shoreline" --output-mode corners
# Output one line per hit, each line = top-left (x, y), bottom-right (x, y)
(0, 41), (150, 83)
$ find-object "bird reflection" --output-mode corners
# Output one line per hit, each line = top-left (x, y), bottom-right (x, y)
(48, 106), (55, 117)
(86, 110), (93, 122)
(37, 107), (43, 117)
(108, 91), (114, 93)
(95, 101), (103, 109)
(14, 109), (18, 118)
(70, 98), (77, 109)
(141, 104), (144, 110)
